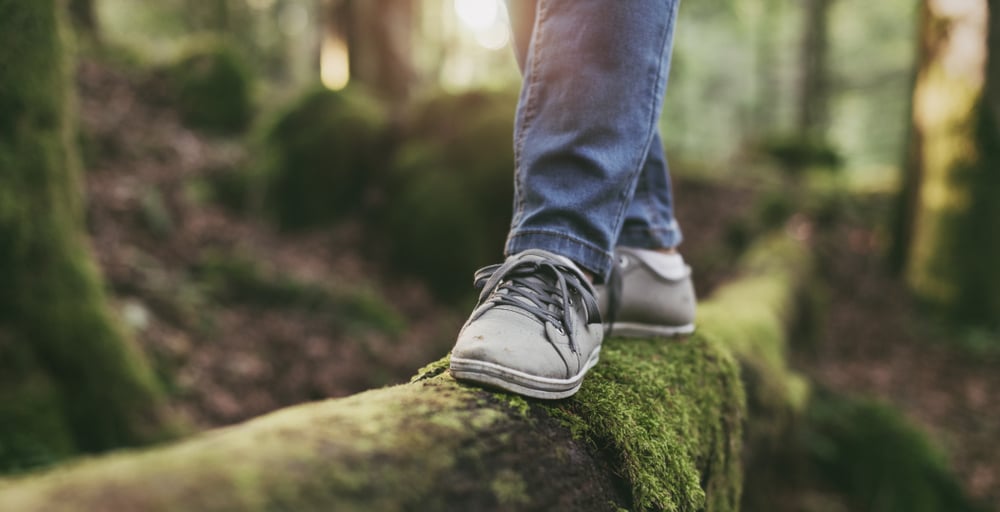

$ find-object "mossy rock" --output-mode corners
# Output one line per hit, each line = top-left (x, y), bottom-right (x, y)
(261, 86), (389, 230)
(379, 89), (518, 300)
(167, 43), (254, 134)
(801, 392), (983, 512)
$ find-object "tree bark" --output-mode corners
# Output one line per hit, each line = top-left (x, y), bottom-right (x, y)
(902, 0), (1000, 326)
(797, 0), (834, 139)
(754, 0), (781, 131)
(67, 0), (99, 42)
(0, 0), (177, 472)
(327, 0), (416, 104)
(0, 235), (812, 512)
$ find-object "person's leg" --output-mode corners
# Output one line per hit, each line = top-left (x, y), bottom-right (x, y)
(504, 0), (681, 282)
(618, 132), (683, 249)
(508, 0), (695, 338)
(603, 133), (696, 337)
(509, 2), (683, 254)
(450, 0), (684, 399)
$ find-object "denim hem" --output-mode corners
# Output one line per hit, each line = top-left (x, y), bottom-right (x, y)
(617, 223), (684, 250)
(506, 229), (615, 282)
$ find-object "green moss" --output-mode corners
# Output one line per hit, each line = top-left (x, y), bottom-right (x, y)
(699, 235), (814, 448)
(905, 40), (1000, 328)
(0, 232), (812, 511)
(491, 469), (530, 507)
(378, 89), (518, 300)
(167, 42), (254, 134)
(759, 134), (843, 175)
(552, 335), (745, 512)
(194, 250), (405, 335)
(0, 377), (528, 512)
(410, 355), (451, 382)
(754, 191), (796, 230)
(0, 363), (75, 474)
(261, 86), (388, 230)
(192, 166), (255, 213)
(0, 0), (177, 468)
(802, 393), (982, 512)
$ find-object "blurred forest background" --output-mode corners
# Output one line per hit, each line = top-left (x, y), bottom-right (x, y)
(2, 0), (999, 510)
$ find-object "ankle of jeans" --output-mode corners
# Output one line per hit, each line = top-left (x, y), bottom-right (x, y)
(506, 229), (614, 283)
(616, 223), (684, 251)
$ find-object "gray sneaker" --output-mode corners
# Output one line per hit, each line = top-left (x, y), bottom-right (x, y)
(597, 247), (696, 338)
(449, 249), (604, 400)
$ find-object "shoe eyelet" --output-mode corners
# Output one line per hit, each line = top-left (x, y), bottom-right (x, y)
(618, 256), (629, 268)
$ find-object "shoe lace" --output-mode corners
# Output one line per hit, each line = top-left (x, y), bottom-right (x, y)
(471, 256), (597, 354)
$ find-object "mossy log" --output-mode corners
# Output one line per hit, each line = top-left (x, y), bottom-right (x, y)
(0, 235), (811, 512)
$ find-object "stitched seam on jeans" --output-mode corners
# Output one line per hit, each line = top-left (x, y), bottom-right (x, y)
(609, 3), (677, 251)
(508, 229), (615, 276)
(512, 0), (549, 227)
(620, 223), (682, 245)
(508, 228), (614, 261)
(631, 160), (666, 244)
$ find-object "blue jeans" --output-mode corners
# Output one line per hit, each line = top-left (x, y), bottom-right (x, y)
(504, 0), (683, 282)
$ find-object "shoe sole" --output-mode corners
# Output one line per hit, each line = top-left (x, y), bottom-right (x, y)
(449, 347), (601, 400)
(607, 322), (695, 339)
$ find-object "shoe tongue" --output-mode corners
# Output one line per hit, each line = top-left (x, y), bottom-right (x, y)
(511, 249), (596, 302)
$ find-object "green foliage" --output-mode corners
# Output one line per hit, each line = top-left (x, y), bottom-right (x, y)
(759, 134), (844, 175)
(663, 0), (914, 179)
(193, 166), (254, 213)
(379, 89), (518, 300)
(166, 42), (254, 134)
(754, 190), (797, 229)
(261, 86), (388, 230)
(802, 392), (982, 512)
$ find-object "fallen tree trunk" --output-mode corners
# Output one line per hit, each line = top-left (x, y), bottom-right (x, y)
(0, 235), (811, 512)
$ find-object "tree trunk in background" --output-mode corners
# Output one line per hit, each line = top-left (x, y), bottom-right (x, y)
(0, 0), (177, 472)
(329, 0), (416, 105)
(902, 0), (1000, 327)
(797, 0), (834, 139)
(183, 0), (232, 32)
(67, 0), (99, 42)
(888, 4), (927, 277)
(754, 0), (781, 131)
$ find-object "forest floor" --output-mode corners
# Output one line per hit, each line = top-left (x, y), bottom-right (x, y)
(801, 202), (1000, 508)
(77, 57), (999, 509)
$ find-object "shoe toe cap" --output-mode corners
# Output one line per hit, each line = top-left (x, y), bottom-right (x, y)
(452, 311), (575, 379)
